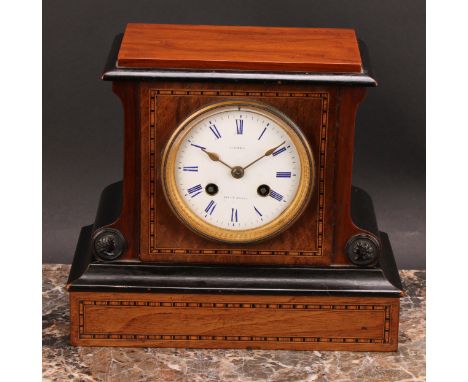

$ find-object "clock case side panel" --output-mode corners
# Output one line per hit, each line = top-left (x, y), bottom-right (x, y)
(89, 82), (142, 261)
(331, 87), (382, 265)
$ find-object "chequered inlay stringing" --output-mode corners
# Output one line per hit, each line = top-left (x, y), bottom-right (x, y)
(147, 90), (329, 257)
(79, 299), (391, 343)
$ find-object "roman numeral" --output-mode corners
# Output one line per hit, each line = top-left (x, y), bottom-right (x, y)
(209, 124), (221, 139)
(231, 208), (238, 222)
(254, 206), (263, 217)
(258, 127), (267, 140)
(269, 190), (284, 201)
(204, 200), (216, 215)
(272, 146), (286, 156)
(276, 171), (291, 178)
(183, 166), (198, 172)
(187, 184), (203, 198)
(236, 119), (244, 134)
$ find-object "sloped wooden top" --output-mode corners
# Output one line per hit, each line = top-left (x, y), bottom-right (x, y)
(117, 24), (363, 73)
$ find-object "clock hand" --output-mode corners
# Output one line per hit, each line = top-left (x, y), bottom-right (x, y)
(243, 141), (286, 171)
(201, 149), (234, 170)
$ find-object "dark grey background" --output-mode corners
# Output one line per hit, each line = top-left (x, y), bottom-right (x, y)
(43, 0), (425, 268)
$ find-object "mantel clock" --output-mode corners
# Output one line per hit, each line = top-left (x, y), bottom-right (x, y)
(67, 24), (403, 351)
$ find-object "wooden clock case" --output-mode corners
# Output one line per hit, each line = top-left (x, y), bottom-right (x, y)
(67, 24), (402, 351)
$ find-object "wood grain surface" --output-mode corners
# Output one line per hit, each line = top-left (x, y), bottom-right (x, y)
(70, 291), (399, 351)
(117, 24), (363, 73)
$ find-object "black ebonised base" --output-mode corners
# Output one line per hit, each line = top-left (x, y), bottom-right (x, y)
(67, 182), (402, 298)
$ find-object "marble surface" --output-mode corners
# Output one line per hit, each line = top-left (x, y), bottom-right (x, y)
(43, 265), (425, 382)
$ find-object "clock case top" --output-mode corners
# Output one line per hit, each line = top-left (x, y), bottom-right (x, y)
(116, 24), (363, 73)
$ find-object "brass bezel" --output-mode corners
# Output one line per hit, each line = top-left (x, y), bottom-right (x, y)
(161, 100), (315, 244)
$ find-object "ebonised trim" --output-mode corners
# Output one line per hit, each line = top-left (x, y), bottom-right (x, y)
(92, 181), (123, 231)
(379, 232), (403, 291)
(67, 225), (94, 287)
(351, 185), (380, 238)
(68, 244), (402, 297)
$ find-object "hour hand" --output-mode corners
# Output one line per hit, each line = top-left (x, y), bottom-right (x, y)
(201, 149), (233, 170)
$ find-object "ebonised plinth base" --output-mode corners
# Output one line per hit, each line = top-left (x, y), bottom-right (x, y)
(67, 183), (402, 351)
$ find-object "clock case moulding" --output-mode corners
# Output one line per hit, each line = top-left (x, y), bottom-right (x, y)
(67, 29), (403, 351)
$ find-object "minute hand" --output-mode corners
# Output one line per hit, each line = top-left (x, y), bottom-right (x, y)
(243, 141), (286, 171)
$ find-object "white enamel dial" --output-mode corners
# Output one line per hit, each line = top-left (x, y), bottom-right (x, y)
(162, 102), (314, 243)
